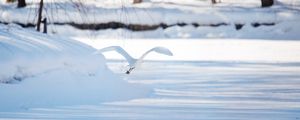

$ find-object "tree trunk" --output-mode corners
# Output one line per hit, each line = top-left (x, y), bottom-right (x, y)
(211, 0), (217, 4)
(261, 0), (273, 7)
(36, 0), (43, 32)
(17, 0), (26, 8)
(133, 0), (142, 4)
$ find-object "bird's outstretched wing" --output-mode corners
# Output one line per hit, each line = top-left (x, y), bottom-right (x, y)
(135, 47), (173, 66)
(95, 46), (135, 66)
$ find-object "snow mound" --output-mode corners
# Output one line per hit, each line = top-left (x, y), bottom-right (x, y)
(0, 24), (151, 111)
(0, 24), (100, 83)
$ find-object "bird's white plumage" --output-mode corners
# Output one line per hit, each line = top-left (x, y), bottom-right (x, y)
(95, 46), (136, 67)
(96, 46), (173, 73)
(135, 47), (173, 67)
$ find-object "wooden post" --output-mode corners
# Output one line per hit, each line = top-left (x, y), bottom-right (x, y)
(17, 0), (26, 8)
(42, 18), (47, 34)
(261, 0), (273, 7)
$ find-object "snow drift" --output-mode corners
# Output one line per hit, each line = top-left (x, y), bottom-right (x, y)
(0, 24), (151, 111)
(0, 24), (102, 83)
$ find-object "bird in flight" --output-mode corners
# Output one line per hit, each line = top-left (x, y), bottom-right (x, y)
(96, 46), (173, 74)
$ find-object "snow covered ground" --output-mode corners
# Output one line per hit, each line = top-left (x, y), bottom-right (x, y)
(47, 21), (300, 40)
(1, 0), (300, 119)
(1, 30), (300, 118)
(74, 39), (300, 62)
(1, 60), (300, 119)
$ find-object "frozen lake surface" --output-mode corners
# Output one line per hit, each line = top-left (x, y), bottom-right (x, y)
(1, 60), (300, 120)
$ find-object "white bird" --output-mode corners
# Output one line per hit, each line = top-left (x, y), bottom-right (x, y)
(96, 46), (173, 74)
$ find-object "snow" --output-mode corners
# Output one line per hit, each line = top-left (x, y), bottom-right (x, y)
(0, 24), (99, 83)
(0, 24), (151, 111)
(1, 0), (300, 39)
(1, 0), (300, 119)
(1, 0), (300, 25)
(1, 61), (300, 119)
(46, 21), (300, 39)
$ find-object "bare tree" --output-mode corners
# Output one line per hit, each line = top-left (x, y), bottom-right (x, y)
(17, 0), (26, 8)
(261, 0), (273, 7)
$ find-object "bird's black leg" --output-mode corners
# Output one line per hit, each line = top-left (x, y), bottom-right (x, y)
(126, 67), (135, 74)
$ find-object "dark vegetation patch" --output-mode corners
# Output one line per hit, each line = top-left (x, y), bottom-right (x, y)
(251, 22), (275, 27)
(0, 21), (275, 31)
(235, 23), (244, 30)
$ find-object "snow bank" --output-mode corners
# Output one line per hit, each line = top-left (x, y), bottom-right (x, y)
(47, 21), (300, 40)
(0, 24), (100, 83)
(0, 24), (151, 111)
